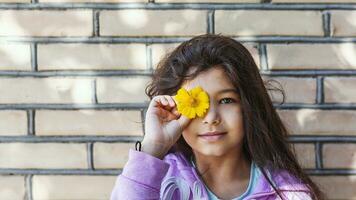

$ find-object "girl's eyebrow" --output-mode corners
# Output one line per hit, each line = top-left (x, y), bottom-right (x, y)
(217, 88), (238, 95)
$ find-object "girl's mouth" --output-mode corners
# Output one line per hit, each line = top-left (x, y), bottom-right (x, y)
(198, 132), (227, 142)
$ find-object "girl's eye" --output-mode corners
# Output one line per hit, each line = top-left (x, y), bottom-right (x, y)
(219, 98), (236, 104)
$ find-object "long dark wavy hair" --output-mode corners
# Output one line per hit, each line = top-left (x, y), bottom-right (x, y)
(145, 33), (325, 200)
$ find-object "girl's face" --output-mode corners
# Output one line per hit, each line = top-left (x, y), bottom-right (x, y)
(181, 67), (244, 157)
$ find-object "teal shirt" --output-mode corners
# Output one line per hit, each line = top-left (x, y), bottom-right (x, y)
(190, 158), (261, 200)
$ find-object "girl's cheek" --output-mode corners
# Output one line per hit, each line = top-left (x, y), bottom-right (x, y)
(222, 106), (241, 114)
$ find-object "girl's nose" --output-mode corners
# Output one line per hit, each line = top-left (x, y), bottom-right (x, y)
(202, 103), (221, 125)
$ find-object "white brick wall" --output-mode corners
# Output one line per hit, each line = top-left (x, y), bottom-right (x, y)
(100, 10), (208, 36)
(35, 110), (143, 136)
(267, 44), (356, 70)
(0, 143), (87, 168)
(0, 111), (27, 135)
(0, 10), (92, 36)
(0, 176), (26, 199)
(32, 175), (117, 199)
(0, 1), (355, 199)
(38, 44), (148, 70)
(215, 10), (324, 36)
(0, 44), (31, 70)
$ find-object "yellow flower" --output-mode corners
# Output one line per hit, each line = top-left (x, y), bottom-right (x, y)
(174, 86), (210, 119)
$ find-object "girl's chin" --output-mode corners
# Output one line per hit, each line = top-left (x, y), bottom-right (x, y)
(196, 147), (228, 157)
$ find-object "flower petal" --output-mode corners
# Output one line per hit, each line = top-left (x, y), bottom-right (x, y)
(174, 86), (210, 119)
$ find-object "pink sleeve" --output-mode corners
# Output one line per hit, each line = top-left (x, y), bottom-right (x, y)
(276, 191), (313, 200)
(110, 149), (170, 200)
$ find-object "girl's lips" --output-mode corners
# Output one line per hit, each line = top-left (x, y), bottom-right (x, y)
(198, 132), (227, 142)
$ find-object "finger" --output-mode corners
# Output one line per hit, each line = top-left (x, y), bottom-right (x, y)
(152, 96), (162, 107)
(160, 96), (169, 106)
(177, 114), (191, 131)
(156, 106), (169, 119)
(164, 95), (176, 107)
(163, 96), (177, 112)
(151, 96), (177, 115)
(152, 96), (169, 109)
(171, 107), (180, 116)
(165, 113), (179, 122)
(161, 96), (177, 112)
(157, 107), (178, 122)
(168, 96), (181, 117)
(171, 95), (178, 105)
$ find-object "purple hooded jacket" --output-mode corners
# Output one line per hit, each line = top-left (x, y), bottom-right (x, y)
(110, 149), (312, 200)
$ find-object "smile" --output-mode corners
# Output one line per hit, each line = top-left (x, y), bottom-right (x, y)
(198, 132), (227, 142)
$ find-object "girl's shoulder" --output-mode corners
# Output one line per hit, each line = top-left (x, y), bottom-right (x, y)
(246, 166), (313, 200)
(264, 166), (312, 199)
(271, 168), (309, 189)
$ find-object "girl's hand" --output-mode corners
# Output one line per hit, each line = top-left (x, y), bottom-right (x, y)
(142, 95), (191, 159)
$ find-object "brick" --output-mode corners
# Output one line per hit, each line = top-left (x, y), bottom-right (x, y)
(331, 11), (356, 37)
(41, 0), (144, 2)
(151, 43), (260, 69)
(323, 143), (356, 169)
(0, 44), (31, 70)
(100, 10), (207, 36)
(0, 111), (27, 136)
(278, 109), (356, 135)
(267, 44), (356, 70)
(0, 0), (28, 2)
(215, 10), (323, 36)
(0, 78), (93, 104)
(32, 175), (116, 199)
(263, 77), (316, 104)
(273, 0), (356, 2)
(244, 43), (261, 69)
(38, 44), (147, 70)
(0, 176), (25, 199)
(157, 0), (259, 2)
(0, 10), (92, 36)
(311, 175), (356, 199)
(151, 43), (180, 70)
(292, 143), (315, 169)
(94, 143), (133, 169)
(36, 110), (143, 136)
(97, 77), (151, 103)
(324, 77), (356, 103)
(0, 143), (87, 168)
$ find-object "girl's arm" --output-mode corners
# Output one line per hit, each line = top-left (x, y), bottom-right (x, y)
(111, 95), (190, 199)
(110, 148), (170, 200)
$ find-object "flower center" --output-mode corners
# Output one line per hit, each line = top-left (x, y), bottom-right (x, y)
(189, 97), (199, 107)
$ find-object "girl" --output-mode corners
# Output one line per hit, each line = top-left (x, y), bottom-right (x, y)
(110, 34), (325, 200)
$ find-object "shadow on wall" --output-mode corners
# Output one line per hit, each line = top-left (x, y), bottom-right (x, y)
(0, 44), (30, 70)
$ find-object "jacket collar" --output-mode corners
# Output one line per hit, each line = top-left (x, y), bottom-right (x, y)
(163, 151), (311, 199)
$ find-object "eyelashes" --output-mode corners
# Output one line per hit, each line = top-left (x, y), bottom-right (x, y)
(219, 98), (236, 104)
